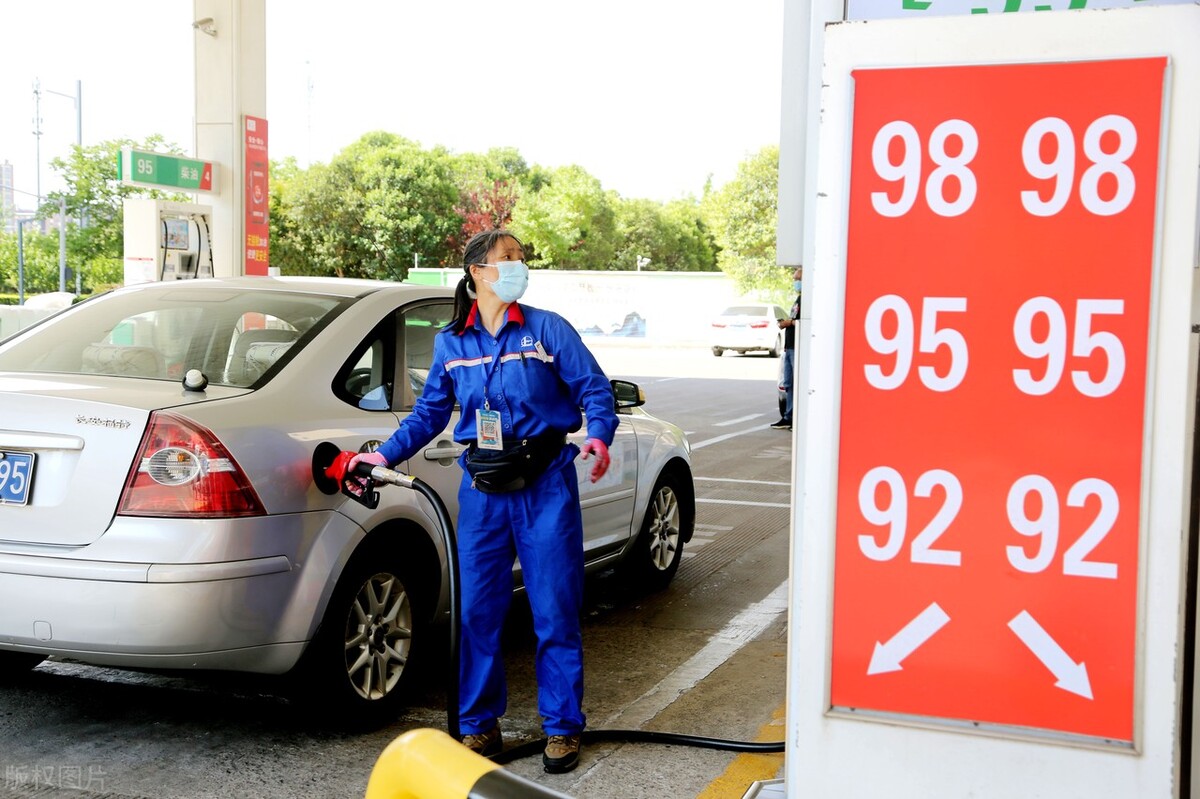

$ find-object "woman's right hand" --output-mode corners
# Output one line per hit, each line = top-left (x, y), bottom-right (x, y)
(348, 450), (389, 476)
(340, 450), (389, 498)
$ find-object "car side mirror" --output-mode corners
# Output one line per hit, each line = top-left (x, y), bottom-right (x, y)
(611, 379), (645, 409)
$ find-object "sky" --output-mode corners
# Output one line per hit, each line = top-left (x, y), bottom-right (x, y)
(0, 1), (784, 211)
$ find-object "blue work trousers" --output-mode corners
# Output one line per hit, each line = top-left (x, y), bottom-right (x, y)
(455, 448), (586, 737)
(781, 347), (795, 421)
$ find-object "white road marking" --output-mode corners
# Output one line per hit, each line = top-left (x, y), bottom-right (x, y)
(697, 498), (790, 509)
(715, 414), (764, 427)
(695, 476), (790, 486)
(600, 581), (789, 729)
(690, 424), (772, 450)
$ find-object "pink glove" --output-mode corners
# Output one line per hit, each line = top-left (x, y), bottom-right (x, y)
(344, 450), (389, 496)
(349, 450), (389, 475)
(579, 438), (610, 483)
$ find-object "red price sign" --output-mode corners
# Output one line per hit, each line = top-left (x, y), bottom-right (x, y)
(831, 57), (1166, 743)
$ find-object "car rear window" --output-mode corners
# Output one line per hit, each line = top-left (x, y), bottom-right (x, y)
(0, 287), (349, 387)
(722, 305), (771, 316)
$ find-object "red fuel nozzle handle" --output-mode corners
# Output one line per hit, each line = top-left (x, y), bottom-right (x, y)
(336, 459), (379, 509)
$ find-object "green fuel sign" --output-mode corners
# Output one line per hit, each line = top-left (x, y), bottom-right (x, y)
(118, 148), (217, 192)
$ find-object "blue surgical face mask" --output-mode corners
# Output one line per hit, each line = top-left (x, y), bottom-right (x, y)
(793, 280), (803, 292)
(483, 261), (529, 303)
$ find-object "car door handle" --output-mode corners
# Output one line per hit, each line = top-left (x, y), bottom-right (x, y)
(423, 445), (465, 461)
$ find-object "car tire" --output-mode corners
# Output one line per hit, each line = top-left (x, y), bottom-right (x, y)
(0, 652), (46, 680)
(621, 472), (689, 591)
(298, 545), (427, 728)
(769, 335), (781, 358)
(712, 347), (724, 357)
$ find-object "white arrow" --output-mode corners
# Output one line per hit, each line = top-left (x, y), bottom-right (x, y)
(867, 602), (951, 675)
(1008, 610), (1093, 700)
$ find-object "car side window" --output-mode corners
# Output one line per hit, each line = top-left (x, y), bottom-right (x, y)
(334, 316), (396, 411)
(399, 300), (454, 411)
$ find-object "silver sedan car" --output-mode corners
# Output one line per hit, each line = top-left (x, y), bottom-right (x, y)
(0, 277), (694, 725)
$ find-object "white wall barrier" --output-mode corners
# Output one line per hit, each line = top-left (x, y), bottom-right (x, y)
(409, 268), (763, 347)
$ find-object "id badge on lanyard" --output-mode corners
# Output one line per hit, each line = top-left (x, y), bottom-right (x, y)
(476, 405), (504, 450)
(476, 339), (506, 450)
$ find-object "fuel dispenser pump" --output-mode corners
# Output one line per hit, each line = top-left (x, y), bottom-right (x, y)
(121, 198), (213, 285)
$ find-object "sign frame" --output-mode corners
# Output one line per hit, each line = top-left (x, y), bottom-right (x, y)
(827, 56), (1165, 747)
(785, 5), (1200, 797)
(118, 148), (217, 193)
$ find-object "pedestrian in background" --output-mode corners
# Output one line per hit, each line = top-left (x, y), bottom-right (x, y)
(350, 229), (617, 773)
(771, 266), (803, 430)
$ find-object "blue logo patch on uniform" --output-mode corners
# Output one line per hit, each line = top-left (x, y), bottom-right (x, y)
(521, 335), (533, 347)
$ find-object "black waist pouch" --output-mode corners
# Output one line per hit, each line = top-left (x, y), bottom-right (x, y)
(463, 434), (567, 494)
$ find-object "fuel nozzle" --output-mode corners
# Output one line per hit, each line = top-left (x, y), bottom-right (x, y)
(312, 442), (382, 509)
(314, 443), (419, 508)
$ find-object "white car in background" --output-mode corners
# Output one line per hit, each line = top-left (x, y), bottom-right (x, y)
(0, 277), (695, 726)
(711, 303), (786, 357)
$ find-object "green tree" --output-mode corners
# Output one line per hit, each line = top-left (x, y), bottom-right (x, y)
(270, 132), (463, 279)
(510, 165), (618, 269)
(266, 156), (307, 275)
(612, 198), (718, 272)
(0, 232), (16, 296)
(2, 137), (186, 299)
(40, 135), (189, 294)
(703, 145), (786, 299)
(0, 229), (66, 296)
(451, 146), (529, 189)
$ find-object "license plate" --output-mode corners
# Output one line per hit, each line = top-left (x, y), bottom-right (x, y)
(0, 451), (35, 506)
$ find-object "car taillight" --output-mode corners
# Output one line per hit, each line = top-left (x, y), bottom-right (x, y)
(712, 322), (727, 328)
(750, 320), (770, 328)
(118, 411), (266, 518)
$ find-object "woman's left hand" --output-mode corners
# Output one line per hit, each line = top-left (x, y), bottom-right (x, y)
(579, 438), (610, 483)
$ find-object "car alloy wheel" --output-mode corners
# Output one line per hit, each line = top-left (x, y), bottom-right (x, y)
(343, 571), (414, 701)
(647, 486), (681, 572)
(623, 473), (688, 591)
(296, 546), (427, 728)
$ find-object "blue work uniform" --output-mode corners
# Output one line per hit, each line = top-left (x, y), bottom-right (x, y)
(375, 302), (618, 737)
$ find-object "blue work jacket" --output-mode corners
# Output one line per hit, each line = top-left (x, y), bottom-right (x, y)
(376, 302), (618, 465)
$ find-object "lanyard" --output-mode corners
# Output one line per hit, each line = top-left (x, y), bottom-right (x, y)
(476, 326), (505, 412)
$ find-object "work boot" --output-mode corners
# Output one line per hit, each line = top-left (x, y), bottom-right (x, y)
(543, 734), (581, 773)
(460, 725), (503, 758)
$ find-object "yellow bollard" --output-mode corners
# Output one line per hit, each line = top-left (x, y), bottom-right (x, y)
(365, 728), (574, 799)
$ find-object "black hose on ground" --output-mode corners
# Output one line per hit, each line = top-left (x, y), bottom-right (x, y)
(492, 729), (784, 765)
